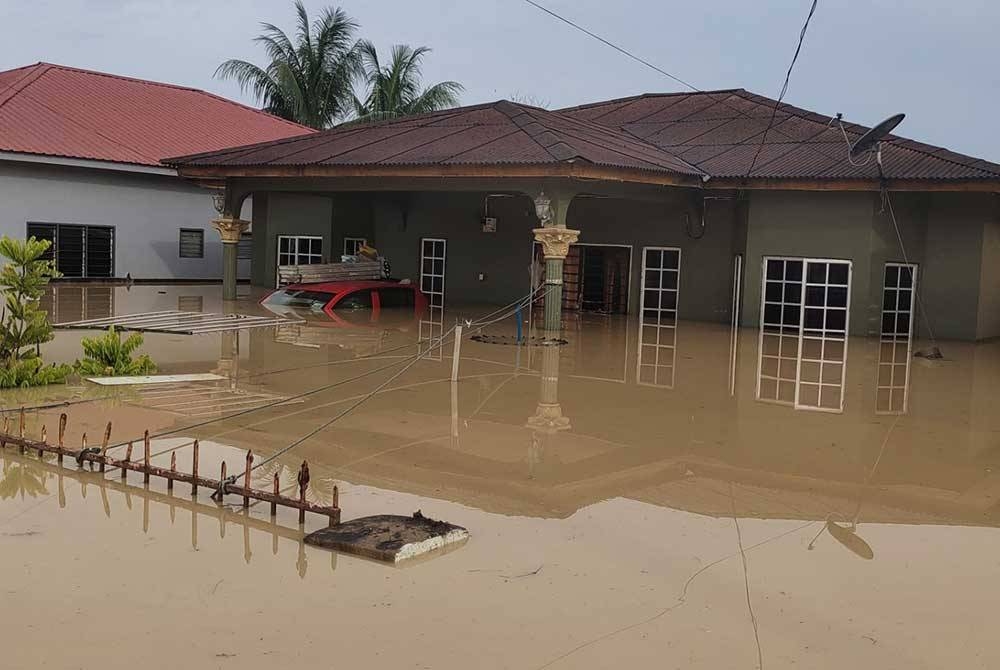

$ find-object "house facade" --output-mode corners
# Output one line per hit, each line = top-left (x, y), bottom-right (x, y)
(0, 62), (312, 280)
(167, 91), (1000, 349)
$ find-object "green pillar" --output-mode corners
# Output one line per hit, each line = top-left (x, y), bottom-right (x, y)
(544, 257), (564, 332)
(212, 216), (249, 301)
(532, 226), (579, 336)
(222, 242), (238, 300)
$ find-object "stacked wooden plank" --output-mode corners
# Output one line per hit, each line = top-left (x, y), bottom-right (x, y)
(277, 260), (384, 286)
(54, 311), (298, 334)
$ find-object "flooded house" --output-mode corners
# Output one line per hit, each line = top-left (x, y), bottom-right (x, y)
(0, 62), (312, 281)
(168, 91), (1000, 350)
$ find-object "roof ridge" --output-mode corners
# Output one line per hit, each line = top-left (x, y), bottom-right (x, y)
(490, 100), (579, 162)
(163, 103), (492, 165)
(557, 88), (744, 113)
(0, 63), (51, 111)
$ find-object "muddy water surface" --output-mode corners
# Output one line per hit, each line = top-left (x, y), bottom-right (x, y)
(1, 284), (998, 669)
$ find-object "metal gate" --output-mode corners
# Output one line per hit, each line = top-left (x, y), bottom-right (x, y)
(756, 256), (852, 412)
(636, 246), (681, 388)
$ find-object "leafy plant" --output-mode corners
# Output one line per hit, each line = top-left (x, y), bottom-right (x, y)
(351, 41), (463, 123)
(0, 236), (71, 388)
(215, 2), (362, 129)
(75, 326), (156, 377)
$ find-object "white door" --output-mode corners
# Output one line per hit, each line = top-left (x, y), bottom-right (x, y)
(636, 246), (681, 388)
(419, 238), (447, 359)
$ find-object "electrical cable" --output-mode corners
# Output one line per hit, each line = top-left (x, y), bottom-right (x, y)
(880, 188), (939, 348)
(246, 285), (557, 474)
(746, 0), (820, 177)
(521, 0), (840, 176)
(102, 286), (549, 453)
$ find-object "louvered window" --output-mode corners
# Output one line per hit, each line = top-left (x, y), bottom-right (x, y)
(179, 229), (204, 258)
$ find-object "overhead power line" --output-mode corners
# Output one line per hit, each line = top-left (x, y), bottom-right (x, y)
(521, 0), (828, 177)
(746, 0), (820, 176)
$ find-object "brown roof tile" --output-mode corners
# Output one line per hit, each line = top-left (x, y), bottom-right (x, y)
(167, 88), (1000, 184)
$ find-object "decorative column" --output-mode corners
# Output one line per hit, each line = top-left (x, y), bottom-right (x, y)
(526, 342), (569, 477)
(532, 191), (579, 333)
(212, 216), (250, 300)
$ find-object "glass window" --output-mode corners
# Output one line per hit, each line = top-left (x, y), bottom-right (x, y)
(334, 290), (373, 310)
(263, 289), (334, 310)
(378, 287), (415, 309)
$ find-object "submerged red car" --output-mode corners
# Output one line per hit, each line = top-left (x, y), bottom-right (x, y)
(260, 280), (429, 325)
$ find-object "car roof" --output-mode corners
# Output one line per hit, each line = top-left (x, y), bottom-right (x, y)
(283, 280), (416, 293)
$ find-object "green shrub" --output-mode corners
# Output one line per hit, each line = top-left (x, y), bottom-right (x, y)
(75, 326), (157, 377)
(0, 236), (71, 388)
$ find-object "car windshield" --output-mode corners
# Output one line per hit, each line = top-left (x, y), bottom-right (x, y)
(263, 289), (334, 310)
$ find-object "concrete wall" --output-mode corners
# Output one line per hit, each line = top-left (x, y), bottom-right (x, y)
(250, 192), (334, 288)
(976, 207), (1000, 339)
(922, 193), (989, 341)
(0, 159), (251, 280)
(249, 186), (995, 340)
(742, 190), (880, 336)
(368, 191), (739, 320)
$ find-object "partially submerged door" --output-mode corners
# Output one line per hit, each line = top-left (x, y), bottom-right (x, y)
(636, 246), (681, 388)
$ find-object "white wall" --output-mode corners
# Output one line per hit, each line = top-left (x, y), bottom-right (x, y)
(0, 159), (251, 280)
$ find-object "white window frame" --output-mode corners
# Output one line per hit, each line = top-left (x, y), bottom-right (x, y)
(275, 235), (323, 287)
(636, 246), (681, 389)
(876, 262), (918, 415)
(343, 237), (367, 256)
(756, 256), (852, 413)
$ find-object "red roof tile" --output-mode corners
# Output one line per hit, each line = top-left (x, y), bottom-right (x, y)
(0, 62), (313, 167)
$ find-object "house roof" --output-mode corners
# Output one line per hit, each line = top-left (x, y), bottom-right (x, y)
(0, 62), (313, 168)
(167, 88), (1000, 190)
(562, 89), (1000, 181)
(166, 99), (704, 177)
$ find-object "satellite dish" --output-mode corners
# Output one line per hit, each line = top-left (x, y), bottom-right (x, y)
(850, 113), (905, 160)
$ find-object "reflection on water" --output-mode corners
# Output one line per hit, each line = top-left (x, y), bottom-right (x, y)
(40, 284), (115, 323)
(0, 451), (334, 577)
(6, 283), (1000, 669)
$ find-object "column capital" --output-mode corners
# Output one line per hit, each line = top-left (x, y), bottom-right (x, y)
(526, 403), (571, 433)
(532, 226), (580, 260)
(211, 217), (250, 244)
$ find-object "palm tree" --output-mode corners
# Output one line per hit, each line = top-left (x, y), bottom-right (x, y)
(352, 41), (463, 123)
(215, 2), (360, 129)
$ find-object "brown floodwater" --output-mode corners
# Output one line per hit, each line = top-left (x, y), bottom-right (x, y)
(1, 283), (999, 668)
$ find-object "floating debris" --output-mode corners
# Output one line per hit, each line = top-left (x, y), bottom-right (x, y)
(304, 511), (468, 563)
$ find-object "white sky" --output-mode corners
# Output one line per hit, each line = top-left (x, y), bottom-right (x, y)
(4, 0), (999, 161)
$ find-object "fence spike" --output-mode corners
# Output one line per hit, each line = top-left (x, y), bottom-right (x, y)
(99, 421), (112, 472)
(18, 408), (25, 453)
(143, 430), (150, 484)
(57, 413), (66, 464)
(297, 461), (310, 525)
(168, 451), (176, 491)
(39, 425), (47, 458)
(330, 484), (339, 527)
(271, 471), (279, 517)
(122, 442), (133, 480)
(191, 440), (199, 496)
(243, 451), (253, 508)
